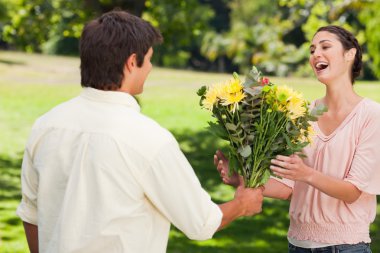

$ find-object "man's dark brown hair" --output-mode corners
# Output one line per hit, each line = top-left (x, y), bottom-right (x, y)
(80, 10), (163, 90)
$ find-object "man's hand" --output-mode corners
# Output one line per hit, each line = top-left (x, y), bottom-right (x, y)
(217, 186), (263, 230)
(214, 150), (240, 187)
(234, 185), (264, 216)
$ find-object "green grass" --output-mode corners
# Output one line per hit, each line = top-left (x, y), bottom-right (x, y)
(1, 51), (380, 252)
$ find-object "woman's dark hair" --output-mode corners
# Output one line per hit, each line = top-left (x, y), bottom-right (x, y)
(80, 11), (163, 90)
(316, 25), (362, 83)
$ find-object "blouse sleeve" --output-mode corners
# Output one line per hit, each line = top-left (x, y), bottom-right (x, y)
(345, 107), (380, 195)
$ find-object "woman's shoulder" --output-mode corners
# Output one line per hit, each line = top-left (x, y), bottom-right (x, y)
(361, 98), (380, 115)
(359, 98), (380, 127)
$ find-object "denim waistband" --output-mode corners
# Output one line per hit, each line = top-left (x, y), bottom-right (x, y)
(288, 242), (371, 253)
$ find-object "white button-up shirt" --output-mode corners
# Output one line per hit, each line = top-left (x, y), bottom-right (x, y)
(17, 88), (222, 253)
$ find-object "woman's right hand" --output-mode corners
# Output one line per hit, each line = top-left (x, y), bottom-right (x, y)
(214, 150), (241, 187)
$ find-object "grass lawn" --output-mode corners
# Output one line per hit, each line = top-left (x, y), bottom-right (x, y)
(1, 51), (380, 252)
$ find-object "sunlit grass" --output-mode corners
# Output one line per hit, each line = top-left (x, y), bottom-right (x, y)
(1, 51), (379, 252)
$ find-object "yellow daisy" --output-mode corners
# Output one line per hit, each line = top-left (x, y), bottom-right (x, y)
(287, 99), (306, 120)
(221, 91), (246, 113)
(202, 85), (220, 111)
(226, 78), (244, 94)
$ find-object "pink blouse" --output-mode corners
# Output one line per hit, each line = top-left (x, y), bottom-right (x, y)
(288, 98), (380, 244)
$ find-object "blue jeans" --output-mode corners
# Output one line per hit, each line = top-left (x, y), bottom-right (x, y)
(288, 242), (372, 253)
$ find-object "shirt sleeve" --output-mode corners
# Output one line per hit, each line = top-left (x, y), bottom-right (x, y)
(345, 114), (380, 195)
(136, 140), (223, 240)
(16, 147), (38, 225)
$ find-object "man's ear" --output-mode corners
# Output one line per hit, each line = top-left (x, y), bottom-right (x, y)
(125, 53), (137, 72)
(345, 48), (356, 62)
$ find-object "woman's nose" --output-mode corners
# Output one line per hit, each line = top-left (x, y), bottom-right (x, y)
(313, 48), (322, 57)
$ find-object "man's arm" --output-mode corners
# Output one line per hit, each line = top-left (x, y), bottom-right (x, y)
(23, 222), (38, 253)
(217, 185), (263, 230)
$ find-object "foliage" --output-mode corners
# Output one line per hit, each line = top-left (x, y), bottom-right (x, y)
(143, 0), (214, 68)
(1, 0), (147, 54)
(198, 66), (325, 187)
(2, 0), (89, 54)
(201, 0), (303, 76)
(359, 0), (380, 79)
(2, 0), (380, 78)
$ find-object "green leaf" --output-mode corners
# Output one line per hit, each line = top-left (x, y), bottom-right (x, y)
(262, 86), (271, 93)
(259, 169), (271, 185)
(244, 87), (262, 97)
(225, 122), (238, 131)
(230, 135), (243, 143)
(228, 151), (240, 174)
(238, 145), (252, 158)
(207, 121), (229, 140)
(243, 66), (262, 87)
(197, 86), (207, 96)
(311, 104), (328, 118)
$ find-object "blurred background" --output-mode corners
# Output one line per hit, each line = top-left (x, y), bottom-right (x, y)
(0, 0), (379, 252)
(1, 0), (380, 78)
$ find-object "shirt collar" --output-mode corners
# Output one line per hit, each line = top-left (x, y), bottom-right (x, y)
(80, 87), (140, 112)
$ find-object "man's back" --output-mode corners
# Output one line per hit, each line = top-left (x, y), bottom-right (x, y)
(18, 88), (222, 252)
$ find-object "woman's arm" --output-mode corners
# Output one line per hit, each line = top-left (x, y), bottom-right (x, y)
(263, 178), (292, 200)
(271, 155), (362, 203)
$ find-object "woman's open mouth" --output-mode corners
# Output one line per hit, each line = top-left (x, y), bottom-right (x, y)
(315, 62), (329, 72)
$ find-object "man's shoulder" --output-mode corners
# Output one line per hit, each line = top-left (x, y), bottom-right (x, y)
(118, 112), (177, 152)
(32, 97), (80, 128)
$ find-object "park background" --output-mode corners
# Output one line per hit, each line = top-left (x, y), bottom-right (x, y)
(1, 0), (380, 252)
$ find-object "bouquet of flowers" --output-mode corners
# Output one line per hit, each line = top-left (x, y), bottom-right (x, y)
(197, 66), (326, 187)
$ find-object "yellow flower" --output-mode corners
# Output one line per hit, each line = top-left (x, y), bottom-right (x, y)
(287, 99), (306, 120)
(226, 78), (244, 94)
(298, 125), (316, 144)
(203, 84), (221, 111)
(275, 85), (293, 105)
(274, 86), (307, 120)
(306, 125), (315, 143)
(221, 91), (246, 113)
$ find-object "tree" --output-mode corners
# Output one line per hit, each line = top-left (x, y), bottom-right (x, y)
(201, 0), (304, 75)
(1, 0), (147, 54)
(143, 0), (214, 68)
(360, 0), (380, 79)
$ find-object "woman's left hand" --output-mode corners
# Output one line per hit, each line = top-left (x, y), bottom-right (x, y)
(270, 154), (314, 183)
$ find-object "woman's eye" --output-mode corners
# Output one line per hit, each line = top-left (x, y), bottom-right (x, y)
(310, 50), (315, 54)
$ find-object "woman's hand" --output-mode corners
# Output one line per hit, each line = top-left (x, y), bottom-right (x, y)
(214, 150), (241, 187)
(270, 154), (314, 183)
(270, 154), (362, 203)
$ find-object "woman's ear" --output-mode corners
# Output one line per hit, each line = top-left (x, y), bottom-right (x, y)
(345, 48), (356, 62)
(125, 53), (137, 72)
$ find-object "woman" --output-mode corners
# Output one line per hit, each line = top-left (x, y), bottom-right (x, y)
(215, 25), (380, 252)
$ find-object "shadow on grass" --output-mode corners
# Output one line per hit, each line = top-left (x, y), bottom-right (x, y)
(169, 128), (291, 252)
(0, 154), (24, 241)
(0, 59), (25, 65)
(0, 155), (22, 201)
(169, 128), (380, 253)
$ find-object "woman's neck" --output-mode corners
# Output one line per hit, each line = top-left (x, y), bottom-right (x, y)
(321, 80), (361, 112)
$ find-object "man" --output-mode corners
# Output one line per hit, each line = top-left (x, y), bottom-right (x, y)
(17, 10), (263, 253)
